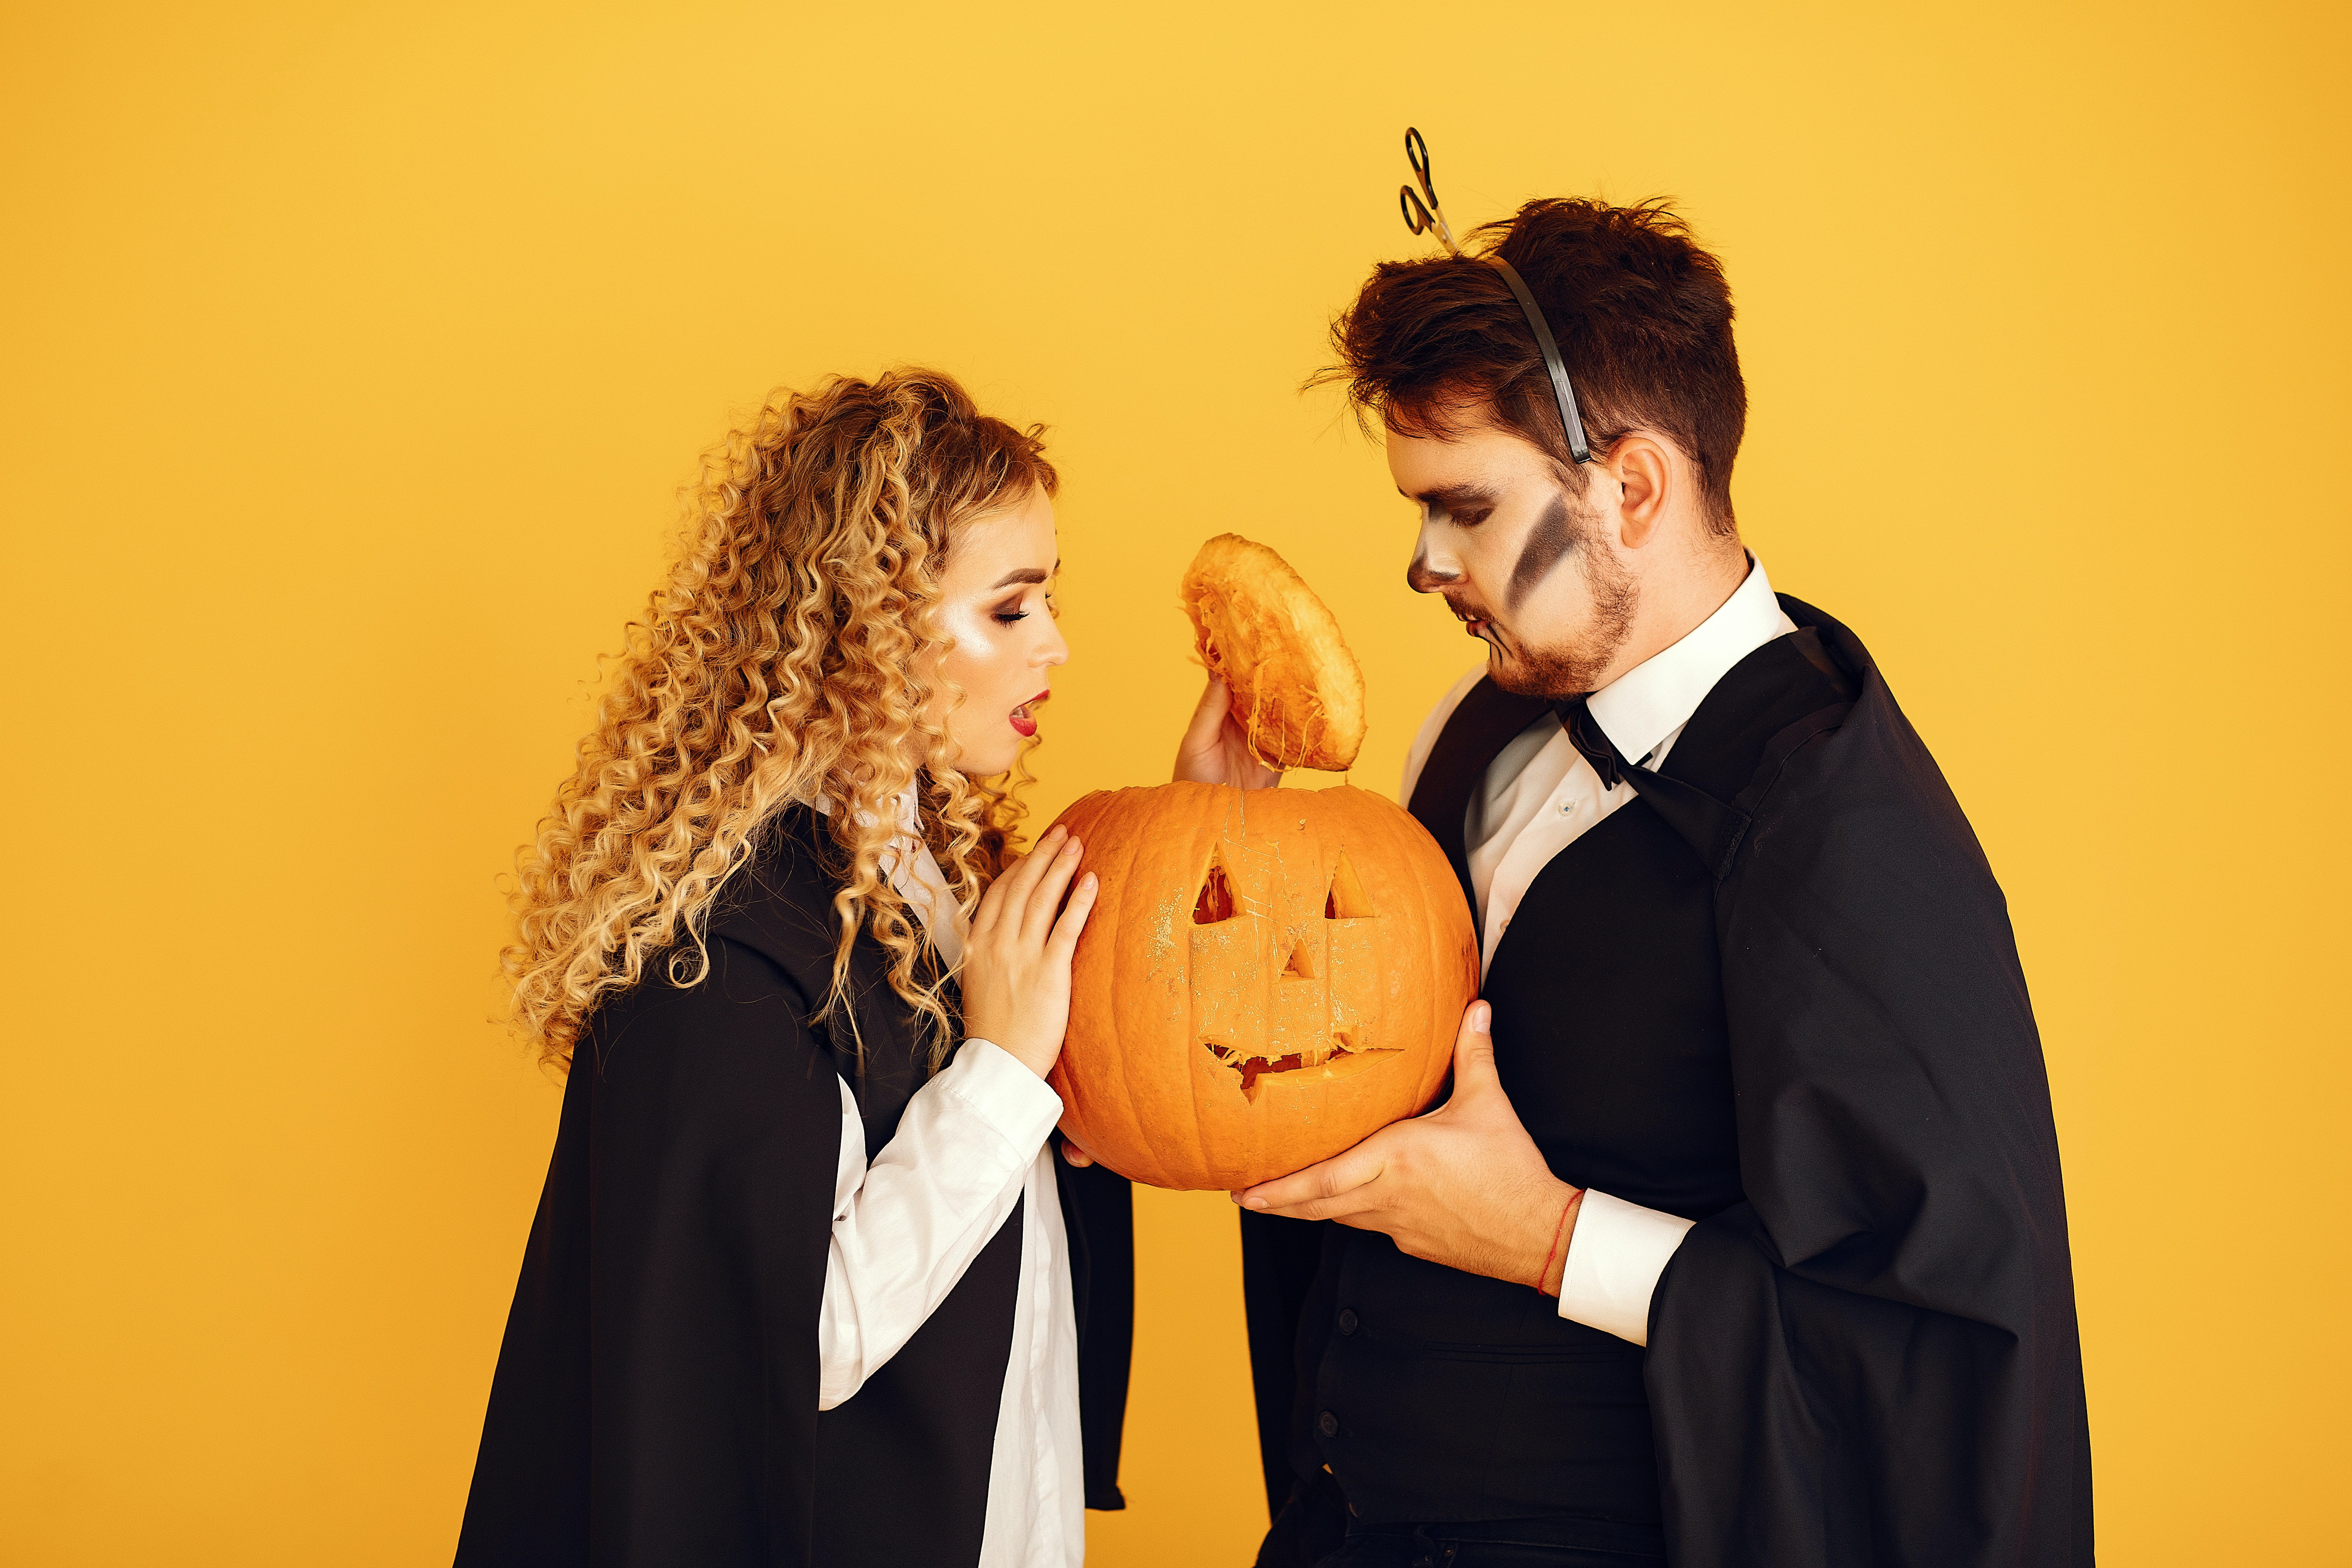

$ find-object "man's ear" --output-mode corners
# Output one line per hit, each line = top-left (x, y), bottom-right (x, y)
(1608, 436), (1673, 550)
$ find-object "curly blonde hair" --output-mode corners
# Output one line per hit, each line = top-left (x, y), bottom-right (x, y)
(504, 368), (1057, 1071)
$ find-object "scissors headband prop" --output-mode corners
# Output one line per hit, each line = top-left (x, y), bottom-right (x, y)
(1399, 127), (1594, 465)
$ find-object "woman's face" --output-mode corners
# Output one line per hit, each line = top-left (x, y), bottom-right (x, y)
(928, 486), (1067, 778)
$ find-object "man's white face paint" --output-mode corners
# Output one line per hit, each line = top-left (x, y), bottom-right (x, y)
(1392, 421), (1636, 699)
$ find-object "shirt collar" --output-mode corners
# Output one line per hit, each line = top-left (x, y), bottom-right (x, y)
(1585, 554), (1791, 766)
(800, 783), (967, 968)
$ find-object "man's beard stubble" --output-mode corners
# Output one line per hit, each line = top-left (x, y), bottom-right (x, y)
(1482, 496), (1638, 700)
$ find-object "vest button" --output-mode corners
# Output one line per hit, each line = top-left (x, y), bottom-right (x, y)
(1318, 1410), (1340, 1438)
(1337, 1309), (1360, 1335)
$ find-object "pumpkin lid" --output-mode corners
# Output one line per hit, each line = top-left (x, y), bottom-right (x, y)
(1180, 534), (1368, 772)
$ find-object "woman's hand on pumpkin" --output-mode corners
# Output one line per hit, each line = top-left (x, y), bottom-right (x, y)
(1232, 1001), (1582, 1294)
(1174, 676), (1283, 790)
(960, 824), (1100, 1081)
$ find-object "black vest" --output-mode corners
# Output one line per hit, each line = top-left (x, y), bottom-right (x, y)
(1302, 629), (1858, 1528)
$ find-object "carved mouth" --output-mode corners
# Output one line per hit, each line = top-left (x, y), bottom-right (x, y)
(1203, 1034), (1403, 1102)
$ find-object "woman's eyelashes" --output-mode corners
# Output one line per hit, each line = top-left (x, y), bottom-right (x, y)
(991, 589), (1052, 626)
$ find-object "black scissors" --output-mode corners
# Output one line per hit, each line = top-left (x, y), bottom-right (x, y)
(1399, 126), (1462, 256)
(1393, 125), (1594, 462)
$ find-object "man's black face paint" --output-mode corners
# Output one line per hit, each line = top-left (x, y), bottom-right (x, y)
(1507, 491), (1577, 609)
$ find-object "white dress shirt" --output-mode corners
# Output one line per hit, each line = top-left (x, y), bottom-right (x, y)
(806, 790), (1084, 1568)
(1399, 556), (1797, 1348)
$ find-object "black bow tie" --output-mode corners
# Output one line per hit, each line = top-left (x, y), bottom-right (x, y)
(1554, 695), (1631, 790)
(1553, 693), (1756, 883)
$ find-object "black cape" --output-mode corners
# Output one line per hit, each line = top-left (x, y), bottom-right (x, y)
(455, 805), (1133, 1567)
(1246, 598), (2091, 1567)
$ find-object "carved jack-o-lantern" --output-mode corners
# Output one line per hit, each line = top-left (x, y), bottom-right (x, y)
(1045, 782), (1478, 1190)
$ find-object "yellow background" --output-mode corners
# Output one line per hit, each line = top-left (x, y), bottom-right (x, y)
(4, 2), (2345, 1563)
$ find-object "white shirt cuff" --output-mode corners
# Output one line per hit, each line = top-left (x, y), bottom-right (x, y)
(942, 1038), (1065, 1154)
(1556, 1189), (1695, 1347)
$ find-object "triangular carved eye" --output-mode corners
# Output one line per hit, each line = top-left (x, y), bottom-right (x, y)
(1324, 851), (1374, 919)
(1193, 856), (1237, 924)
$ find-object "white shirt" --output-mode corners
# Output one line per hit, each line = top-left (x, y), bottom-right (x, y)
(1399, 556), (1798, 1348)
(807, 790), (1084, 1568)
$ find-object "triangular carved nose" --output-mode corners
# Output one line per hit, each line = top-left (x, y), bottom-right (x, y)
(1281, 938), (1316, 980)
(1193, 856), (1236, 924)
(1324, 851), (1374, 919)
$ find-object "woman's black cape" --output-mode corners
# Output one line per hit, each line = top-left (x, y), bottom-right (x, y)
(1245, 600), (2092, 1567)
(454, 806), (1133, 1567)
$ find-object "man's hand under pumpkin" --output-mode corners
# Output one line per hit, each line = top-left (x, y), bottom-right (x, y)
(1233, 1001), (1584, 1295)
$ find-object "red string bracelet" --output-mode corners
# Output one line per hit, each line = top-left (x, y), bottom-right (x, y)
(1537, 1188), (1584, 1295)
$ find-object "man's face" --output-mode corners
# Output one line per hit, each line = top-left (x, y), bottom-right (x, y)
(1389, 416), (1636, 699)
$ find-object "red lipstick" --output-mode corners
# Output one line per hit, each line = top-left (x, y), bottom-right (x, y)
(1009, 688), (1050, 738)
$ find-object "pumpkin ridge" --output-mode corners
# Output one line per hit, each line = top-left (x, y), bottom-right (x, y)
(1413, 793), (1469, 1110)
(1114, 788), (1165, 1187)
(1385, 791), (1436, 1113)
(1077, 793), (1115, 1177)
(1182, 786), (1236, 1187)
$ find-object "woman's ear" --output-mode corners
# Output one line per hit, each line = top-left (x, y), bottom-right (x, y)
(1609, 436), (1673, 550)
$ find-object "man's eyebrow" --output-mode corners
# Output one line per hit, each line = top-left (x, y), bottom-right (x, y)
(987, 562), (1059, 590)
(1399, 483), (1502, 509)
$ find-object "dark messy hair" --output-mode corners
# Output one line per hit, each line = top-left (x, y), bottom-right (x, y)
(1316, 197), (1747, 534)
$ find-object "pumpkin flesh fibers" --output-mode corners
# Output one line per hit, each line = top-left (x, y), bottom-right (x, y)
(1045, 783), (1477, 1190)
